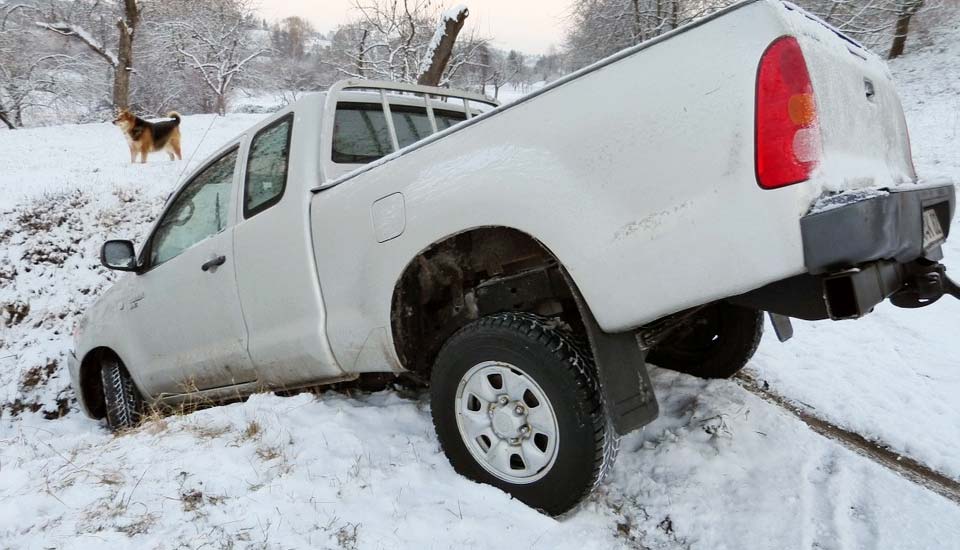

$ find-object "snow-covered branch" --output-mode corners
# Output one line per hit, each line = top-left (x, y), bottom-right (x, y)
(35, 22), (120, 67)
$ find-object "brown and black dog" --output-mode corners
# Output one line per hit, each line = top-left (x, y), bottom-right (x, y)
(113, 110), (183, 164)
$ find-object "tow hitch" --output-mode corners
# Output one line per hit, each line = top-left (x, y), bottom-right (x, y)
(891, 262), (960, 309)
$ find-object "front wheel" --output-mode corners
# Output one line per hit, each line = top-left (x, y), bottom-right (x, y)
(430, 313), (617, 515)
(100, 357), (145, 431)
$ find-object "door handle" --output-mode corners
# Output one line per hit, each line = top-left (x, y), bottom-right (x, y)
(201, 255), (226, 272)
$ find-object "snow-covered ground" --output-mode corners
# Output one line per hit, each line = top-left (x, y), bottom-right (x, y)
(3, 370), (958, 549)
(1, 27), (959, 550)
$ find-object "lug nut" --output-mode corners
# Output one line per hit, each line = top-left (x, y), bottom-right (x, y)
(514, 404), (525, 415)
(520, 425), (530, 434)
(499, 396), (509, 405)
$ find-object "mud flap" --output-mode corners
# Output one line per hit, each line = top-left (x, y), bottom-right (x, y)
(563, 271), (659, 435)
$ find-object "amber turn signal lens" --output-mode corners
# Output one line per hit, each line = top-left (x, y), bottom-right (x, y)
(788, 93), (817, 126)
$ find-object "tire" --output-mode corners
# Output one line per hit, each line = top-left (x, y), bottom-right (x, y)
(430, 312), (617, 515)
(647, 302), (763, 379)
(100, 357), (145, 431)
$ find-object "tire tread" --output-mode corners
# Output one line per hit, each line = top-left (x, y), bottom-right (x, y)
(100, 358), (143, 430)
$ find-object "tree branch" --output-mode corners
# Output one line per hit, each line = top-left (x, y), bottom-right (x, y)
(35, 22), (120, 67)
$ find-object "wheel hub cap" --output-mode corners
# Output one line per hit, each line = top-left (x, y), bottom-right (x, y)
(490, 402), (526, 440)
(455, 361), (560, 484)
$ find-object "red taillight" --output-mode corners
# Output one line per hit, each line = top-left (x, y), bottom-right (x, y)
(755, 36), (820, 190)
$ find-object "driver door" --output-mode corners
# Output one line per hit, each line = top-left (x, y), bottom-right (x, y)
(125, 146), (257, 396)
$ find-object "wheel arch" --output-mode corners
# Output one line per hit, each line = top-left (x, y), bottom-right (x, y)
(389, 225), (588, 379)
(78, 346), (123, 419)
(388, 225), (660, 435)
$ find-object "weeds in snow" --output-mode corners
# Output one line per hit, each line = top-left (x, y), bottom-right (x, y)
(242, 420), (262, 440)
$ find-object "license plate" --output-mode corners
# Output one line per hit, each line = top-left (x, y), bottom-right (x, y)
(922, 209), (945, 248)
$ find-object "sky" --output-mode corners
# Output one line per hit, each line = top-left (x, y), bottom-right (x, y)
(256, 0), (570, 55)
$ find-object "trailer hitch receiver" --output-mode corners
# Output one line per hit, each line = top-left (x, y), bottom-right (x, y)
(890, 262), (960, 309)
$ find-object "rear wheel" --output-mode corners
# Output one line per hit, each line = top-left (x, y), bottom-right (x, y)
(100, 357), (145, 430)
(647, 302), (763, 379)
(430, 312), (617, 515)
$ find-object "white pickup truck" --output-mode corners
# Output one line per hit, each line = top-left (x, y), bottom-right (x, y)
(71, 0), (957, 514)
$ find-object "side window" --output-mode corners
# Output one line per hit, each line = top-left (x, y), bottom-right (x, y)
(332, 103), (392, 164)
(149, 148), (238, 267)
(245, 116), (292, 217)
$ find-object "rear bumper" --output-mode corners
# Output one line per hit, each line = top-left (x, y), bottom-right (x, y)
(801, 183), (955, 274)
(732, 183), (956, 320)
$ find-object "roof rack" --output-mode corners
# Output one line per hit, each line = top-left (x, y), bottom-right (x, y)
(327, 78), (499, 109)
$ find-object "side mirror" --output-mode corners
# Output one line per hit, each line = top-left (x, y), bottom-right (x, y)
(101, 240), (139, 272)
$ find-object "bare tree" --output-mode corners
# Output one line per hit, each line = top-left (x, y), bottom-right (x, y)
(159, 0), (269, 114)
(565, 0), (726, 70)
(330, 0), (486, 87)
(0, 4), (74, 127)
(34, 0), (140, 108)
(471, 47), (524, 98)
(889, 0), (926, 58)
(417, 4), (468, 85)
(271, 16), (316, 60)
(0, 53), (67, 128)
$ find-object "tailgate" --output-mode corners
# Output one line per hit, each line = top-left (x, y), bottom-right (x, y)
(782, 5), (916, 193)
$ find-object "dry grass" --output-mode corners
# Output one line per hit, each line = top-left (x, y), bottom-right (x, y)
(2, 300), (30, 327)
(180, 488), (205, 512)
(0, 258), (17, 288)
(19, 359), (57, 390)
(255, 445), (281, 462)
(336, 523), (360, 550)
(243, 420), (262, 440)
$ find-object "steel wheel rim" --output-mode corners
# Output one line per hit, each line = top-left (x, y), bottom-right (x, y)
(454, 360), (560, 484)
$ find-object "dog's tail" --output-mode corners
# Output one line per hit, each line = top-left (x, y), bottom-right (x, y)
(166, 111), (182, 125)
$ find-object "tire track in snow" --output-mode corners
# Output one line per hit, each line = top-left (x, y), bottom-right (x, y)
(735, 372), (960, 506)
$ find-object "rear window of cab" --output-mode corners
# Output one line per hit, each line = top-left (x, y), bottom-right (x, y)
(332, 102), (467, 164)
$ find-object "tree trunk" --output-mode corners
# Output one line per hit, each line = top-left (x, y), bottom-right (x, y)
(0, 110), (14, 130)
(632, 0), (643, 42)
(356, 28), (368, 78)
(417, 7), (468, 87)
(215, 93), (226, 116)
(888, 12), (913, 59)
(478, 45), (489, 94)
(114, 0), (140, 108)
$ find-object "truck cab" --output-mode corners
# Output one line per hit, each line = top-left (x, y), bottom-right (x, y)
(77, 82), (500, 407)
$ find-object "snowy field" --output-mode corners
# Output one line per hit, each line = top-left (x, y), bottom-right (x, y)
(2, 34), (959, 550)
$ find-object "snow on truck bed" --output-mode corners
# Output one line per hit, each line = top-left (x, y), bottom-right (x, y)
(1, 40), (959, 550)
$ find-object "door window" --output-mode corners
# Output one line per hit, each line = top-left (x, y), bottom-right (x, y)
(149, 148), (238, 267)
(245, 115), (293, 217)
